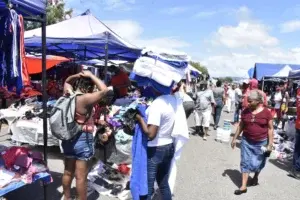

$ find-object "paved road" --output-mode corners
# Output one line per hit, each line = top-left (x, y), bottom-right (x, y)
(1, 111), (300, 200)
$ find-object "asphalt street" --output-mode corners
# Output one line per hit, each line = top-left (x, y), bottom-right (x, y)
(1, 111), (299, 200)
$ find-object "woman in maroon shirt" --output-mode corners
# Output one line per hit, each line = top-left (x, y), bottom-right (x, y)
(231, 90), (274, 195)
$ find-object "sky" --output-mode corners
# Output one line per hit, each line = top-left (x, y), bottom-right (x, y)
(64, 0), (300, 77)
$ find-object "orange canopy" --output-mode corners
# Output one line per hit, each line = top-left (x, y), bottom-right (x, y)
(26, 56), (70, 74)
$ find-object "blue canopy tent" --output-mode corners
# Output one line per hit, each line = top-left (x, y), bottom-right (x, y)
(25, 33), (142, 62)
(0, 1), (49, 198)
(289, 69), (300, 78)
(247, 67), (254, 78)
(0, 0), (46, 16)
(253, 63), (300, 80)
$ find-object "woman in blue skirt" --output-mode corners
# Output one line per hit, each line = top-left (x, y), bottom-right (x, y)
(231, 90), (274, 195)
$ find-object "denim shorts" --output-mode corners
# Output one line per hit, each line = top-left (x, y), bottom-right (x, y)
(61, 132), (94, 161)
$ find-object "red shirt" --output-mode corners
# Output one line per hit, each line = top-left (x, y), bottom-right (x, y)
(296, 88), (300, 129)
(241, 107), (272, 141)
(111, 71), (129, 97)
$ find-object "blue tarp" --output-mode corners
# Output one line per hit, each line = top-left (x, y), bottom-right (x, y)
(253, 63), (300, 80)
(0, 0), (46, 16)
(25, 33), (142, 62)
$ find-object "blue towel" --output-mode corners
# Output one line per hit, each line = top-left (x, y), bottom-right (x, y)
(130, 104), (148, 199)
(130, 72), (174, 95)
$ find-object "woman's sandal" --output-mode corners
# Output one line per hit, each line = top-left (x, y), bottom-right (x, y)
(234, 188), (247, 195)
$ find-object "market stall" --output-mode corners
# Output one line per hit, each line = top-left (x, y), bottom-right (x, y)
(0, 0), (51, 198)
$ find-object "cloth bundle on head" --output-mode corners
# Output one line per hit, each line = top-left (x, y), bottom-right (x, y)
(130, 47), (190, 95)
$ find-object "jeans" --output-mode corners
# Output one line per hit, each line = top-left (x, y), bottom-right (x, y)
(61, 132), (94, 161)
(147, 143), (174, 200)
(214, 103), (223, 127)
(234, 103), (241, 123)
(293, 130), (300, 171)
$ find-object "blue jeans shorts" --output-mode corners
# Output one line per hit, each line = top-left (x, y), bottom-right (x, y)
(61, 132), (95, 161)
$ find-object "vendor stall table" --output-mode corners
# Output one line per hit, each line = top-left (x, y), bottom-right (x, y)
(0, 171), (52, 197)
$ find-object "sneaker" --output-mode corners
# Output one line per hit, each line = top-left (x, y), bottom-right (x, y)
(289, 169), (300, 180)
(203, 136), (207, 141)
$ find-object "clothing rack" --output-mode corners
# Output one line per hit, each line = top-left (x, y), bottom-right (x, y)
(1, 1), (48, 199)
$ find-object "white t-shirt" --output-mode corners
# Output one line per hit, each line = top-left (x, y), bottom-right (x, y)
(146, 95), (176, 147)
(274, 92), (282, 109)
(228, 89), (235, 101)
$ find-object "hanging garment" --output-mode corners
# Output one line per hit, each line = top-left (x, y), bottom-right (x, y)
(18, 15), (30, 86)
(130, 104), (148, 200)
(10, 9), (19, 77)
(168, 94), (189, 194)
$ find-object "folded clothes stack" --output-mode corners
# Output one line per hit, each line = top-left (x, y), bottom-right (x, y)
(130, 47), (190, 95)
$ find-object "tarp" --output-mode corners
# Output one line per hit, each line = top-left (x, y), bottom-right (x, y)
(0, 0), (46, 16)
(253, 63), (300, 80)
(289, 70), (300, 78)
(24, 11), (141, 61)
(26, 55), (70, 74)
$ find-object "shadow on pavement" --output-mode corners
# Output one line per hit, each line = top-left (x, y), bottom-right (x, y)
(222, 169), (241, 188)
(269, 159), (292, 173)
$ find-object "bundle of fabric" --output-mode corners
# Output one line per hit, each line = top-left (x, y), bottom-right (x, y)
(130, 47), (190, 94)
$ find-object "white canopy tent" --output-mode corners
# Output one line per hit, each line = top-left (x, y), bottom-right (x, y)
(272, 65), (293, 77)
(25, 10), (137, 49)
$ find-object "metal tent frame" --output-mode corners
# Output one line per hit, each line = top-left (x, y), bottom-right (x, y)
(1, 0), (48, 199)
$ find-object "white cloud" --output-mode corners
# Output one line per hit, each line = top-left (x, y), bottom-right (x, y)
(280, 20), (300, 33)
(201, 47), (300, 77)
(104, 20), (190, 49)
(213, 21), (279, 48)
(162, 6), (190, 15)
(200, 6), (300, 77)
(194, 11), (217, 18)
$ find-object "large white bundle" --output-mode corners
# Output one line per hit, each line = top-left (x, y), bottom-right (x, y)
(132, 48), (190, 87)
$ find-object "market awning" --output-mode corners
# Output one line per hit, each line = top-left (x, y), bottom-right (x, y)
(253, 63), (300, 80)
(0, 0), (46, 16)
(289, 69), (300, 78)
(24, 11), (142, 61)
(26, 55), (70, 74)
(25, 33), (141, 62)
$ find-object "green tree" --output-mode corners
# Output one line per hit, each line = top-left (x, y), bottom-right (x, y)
(25, 2), (72, 31)
(189, 61), (209, 75)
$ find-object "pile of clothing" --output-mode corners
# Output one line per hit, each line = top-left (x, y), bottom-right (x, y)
(88, 161), (131, 200)
(271, 127), (295, 161)
(0, 96), (59, 146)
(0, 146), (49, 189)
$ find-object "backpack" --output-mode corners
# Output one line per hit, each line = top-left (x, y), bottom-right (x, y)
(49, 94), (83, 140)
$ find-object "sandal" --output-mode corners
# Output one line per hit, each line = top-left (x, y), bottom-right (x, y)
(234, 188), (247, 195)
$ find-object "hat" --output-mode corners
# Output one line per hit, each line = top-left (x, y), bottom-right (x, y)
(242, 79), (249, 84)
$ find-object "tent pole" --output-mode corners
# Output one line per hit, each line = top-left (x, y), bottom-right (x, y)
(41, 13), (48, 200)
(103, 33), (109, 82)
